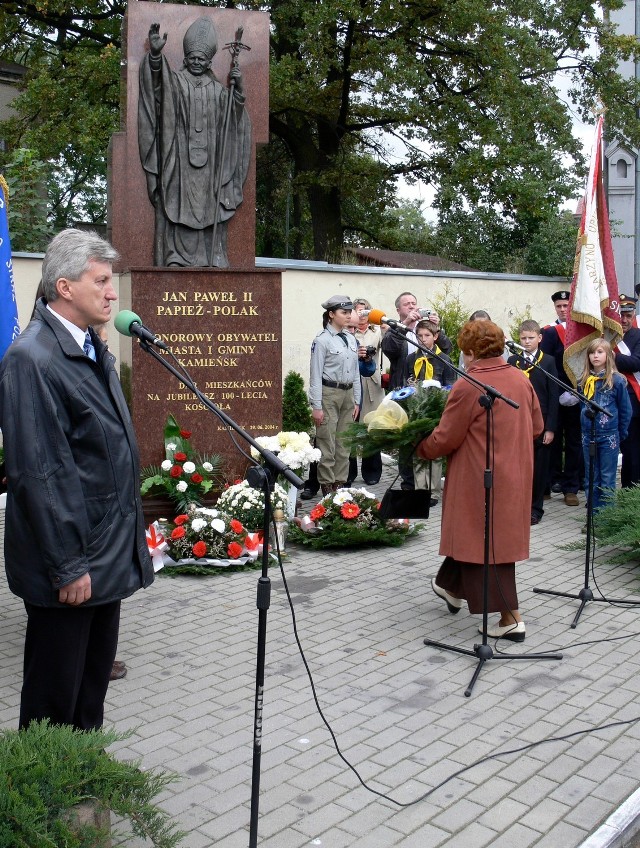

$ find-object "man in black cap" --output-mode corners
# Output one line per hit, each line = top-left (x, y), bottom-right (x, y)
(615, 294), (640, 487)
(309, 295), (361, 494)
(540, 290), (582, 505)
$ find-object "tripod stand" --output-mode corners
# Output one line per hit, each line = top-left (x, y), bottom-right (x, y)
(533, 401), (640, 627)
(133, 336), (303, 848)
(422, 389), (562, 697)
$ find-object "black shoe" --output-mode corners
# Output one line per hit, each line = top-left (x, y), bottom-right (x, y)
(430, 498), (438, 507)
(551, 483), (562, 494)
(400, 482), (415, 491)
(363, 477), (380, 485)
(530, 513), (540, 525)
(300, 487), (318, 501)
(346, 479), (355, 487)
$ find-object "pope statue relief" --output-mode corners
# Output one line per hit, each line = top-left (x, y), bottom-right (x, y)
(138, 18), (251, 267)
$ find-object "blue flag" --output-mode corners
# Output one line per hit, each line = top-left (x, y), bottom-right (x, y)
(0, 179), (19, 360)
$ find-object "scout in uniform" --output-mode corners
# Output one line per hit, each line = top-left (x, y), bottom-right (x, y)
(614, 294), (640, 487)
(309, 295), (361, 495)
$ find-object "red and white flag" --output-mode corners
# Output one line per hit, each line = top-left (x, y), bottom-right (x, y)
(564, 115), (622, 385)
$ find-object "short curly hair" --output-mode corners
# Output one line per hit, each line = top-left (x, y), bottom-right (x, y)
(457, 320), (505, 359)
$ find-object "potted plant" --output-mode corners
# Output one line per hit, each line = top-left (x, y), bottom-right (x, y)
(140, 414), (225, 523)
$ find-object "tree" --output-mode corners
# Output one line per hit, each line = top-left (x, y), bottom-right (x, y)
(1, 1), (639, 259)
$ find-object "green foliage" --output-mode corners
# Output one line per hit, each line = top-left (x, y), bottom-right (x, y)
(0, 720), (184, 848)
(427, 283), (469, 366)
(591, 485), (640, 564)
(282, 371), (313, 433)
(524, 210), (579, 277)
(2, 0), (640, 258)
(2, 149), (53, 252)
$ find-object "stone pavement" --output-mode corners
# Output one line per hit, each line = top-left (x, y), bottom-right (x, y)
(1, 467), (640, 848)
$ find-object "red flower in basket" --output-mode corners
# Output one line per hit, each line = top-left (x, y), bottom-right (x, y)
(174, 452), (187, 462)
(171, 526), (186, 539)
(227, 541), (243, 560)
(191, 473), (203, 484)
(170, 464), (183, 478)
(230, 519), (244, 534)
(192, 541), (207, 558)
(174, 514), (189, 526)
(340, 502), (360, 519)
(310, 504), (326, 521)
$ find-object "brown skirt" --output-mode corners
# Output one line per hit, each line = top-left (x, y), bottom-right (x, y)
(435, 556), (519, 614)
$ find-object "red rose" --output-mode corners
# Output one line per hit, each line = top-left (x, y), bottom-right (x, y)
(310, 504), (326, 521)
(191, 473), (203, 484)
(192, 541), (207, 558)
(180, 430), (192, 438)
(174, 452), (187, 462)
(170, 464), (183, 478)
(174, 514), (189, 526)
(227, 541), (243, 559)
(230, 519), (244, 534)
(340, 502), (360, 519)
(171, 526), (186, 539)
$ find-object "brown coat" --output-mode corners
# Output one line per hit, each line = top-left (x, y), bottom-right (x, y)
(417, 357), (544, 564)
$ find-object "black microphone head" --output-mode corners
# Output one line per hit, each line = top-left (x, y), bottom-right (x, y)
(114, 310), (142, 337)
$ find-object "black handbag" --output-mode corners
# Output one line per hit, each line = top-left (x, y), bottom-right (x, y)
(378, 472), (431, 520)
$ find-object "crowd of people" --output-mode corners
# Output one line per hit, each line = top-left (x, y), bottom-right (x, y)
(306, 287), (640, 641)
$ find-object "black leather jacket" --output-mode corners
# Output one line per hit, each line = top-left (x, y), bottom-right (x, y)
(0, 301), (154, 606)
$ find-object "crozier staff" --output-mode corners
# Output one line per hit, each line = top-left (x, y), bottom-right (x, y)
(417, 320), (543, 642)
(0, 229), (154, 730)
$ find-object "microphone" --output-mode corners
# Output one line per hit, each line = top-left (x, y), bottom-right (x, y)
(361, 309), (409, 333)
(114, 310), (168, 350)
(505, 339), (529, 355)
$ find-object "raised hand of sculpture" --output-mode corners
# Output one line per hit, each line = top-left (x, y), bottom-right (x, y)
(138, 18), (251, 268)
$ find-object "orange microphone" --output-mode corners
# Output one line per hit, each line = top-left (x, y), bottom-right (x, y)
(360, 309), (408, 332)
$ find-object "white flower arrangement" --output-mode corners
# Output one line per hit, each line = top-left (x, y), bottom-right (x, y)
(251, 431), (321, 477)
(216, 479), (291, 530)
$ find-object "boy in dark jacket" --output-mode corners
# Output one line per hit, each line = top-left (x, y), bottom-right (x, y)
(508, 319), (559, 524)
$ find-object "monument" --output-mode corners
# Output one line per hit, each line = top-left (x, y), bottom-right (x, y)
(109, 3), (281, 474)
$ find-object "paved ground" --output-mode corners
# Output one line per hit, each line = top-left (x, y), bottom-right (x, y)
(2, 467), (640, 847)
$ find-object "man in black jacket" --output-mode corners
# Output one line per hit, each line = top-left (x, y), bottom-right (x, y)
(0, 229), (154, 730)
(615, 294), (640, 487)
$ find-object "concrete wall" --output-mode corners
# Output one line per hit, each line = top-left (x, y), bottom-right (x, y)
(12, 253), (566, 386)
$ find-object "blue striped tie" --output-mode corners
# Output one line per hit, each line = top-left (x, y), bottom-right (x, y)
(83, 331), (96, 361)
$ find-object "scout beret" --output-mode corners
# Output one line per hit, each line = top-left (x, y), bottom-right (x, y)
(551, 291), (570, 302)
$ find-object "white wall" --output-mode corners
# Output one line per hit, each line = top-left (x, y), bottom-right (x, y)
(11, 253), (566, 386)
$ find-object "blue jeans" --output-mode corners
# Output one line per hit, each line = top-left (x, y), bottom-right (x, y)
(582, 432), (619, 512)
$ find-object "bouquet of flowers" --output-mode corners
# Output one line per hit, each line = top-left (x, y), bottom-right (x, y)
(288, 486), (421, 549)
(216, 479), (291, 532)
(250, 431), (321, 481)
(140, 415), (224, 513)
(149, 506), (263, 575)
(341, 385), (448, 467)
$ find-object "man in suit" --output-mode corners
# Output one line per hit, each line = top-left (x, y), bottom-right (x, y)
(0, 229), (154, 730)
(540, 290), (582, 506)
(615, 294), (640, 487)
(509, 319), (559, 524)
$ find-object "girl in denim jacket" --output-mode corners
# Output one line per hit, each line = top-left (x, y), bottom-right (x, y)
(579, 339), (632, 512)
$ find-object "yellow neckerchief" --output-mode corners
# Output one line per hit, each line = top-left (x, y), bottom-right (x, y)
(583, 372), (603, 400)
(516, 348), (542, 379)
(413, 345), (441, 380)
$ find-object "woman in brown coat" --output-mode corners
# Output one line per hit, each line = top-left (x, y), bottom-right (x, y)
(417, 320), (543, 641)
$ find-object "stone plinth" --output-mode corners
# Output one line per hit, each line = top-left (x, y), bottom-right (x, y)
(121, 268), (282, 475)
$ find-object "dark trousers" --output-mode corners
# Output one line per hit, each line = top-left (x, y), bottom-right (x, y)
(20, 600), (121, 731)
(549, 403), (582, 493)
(621, 416), (640, 488)
(348, 451), (382, 484)
(531, 439), (552, 518)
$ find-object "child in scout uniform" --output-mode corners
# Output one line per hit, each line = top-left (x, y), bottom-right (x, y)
(508, 319), (559, 525)
(308, 295), (361, 495)
(614, 294), (640, 488)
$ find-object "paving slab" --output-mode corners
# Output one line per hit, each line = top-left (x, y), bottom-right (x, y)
(1, 467), (640, 847)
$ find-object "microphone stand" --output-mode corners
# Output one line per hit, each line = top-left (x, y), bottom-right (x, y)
(513, 346), (640, 627)
(134, 339), (302, 848)
(380, 324), (562, 697)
